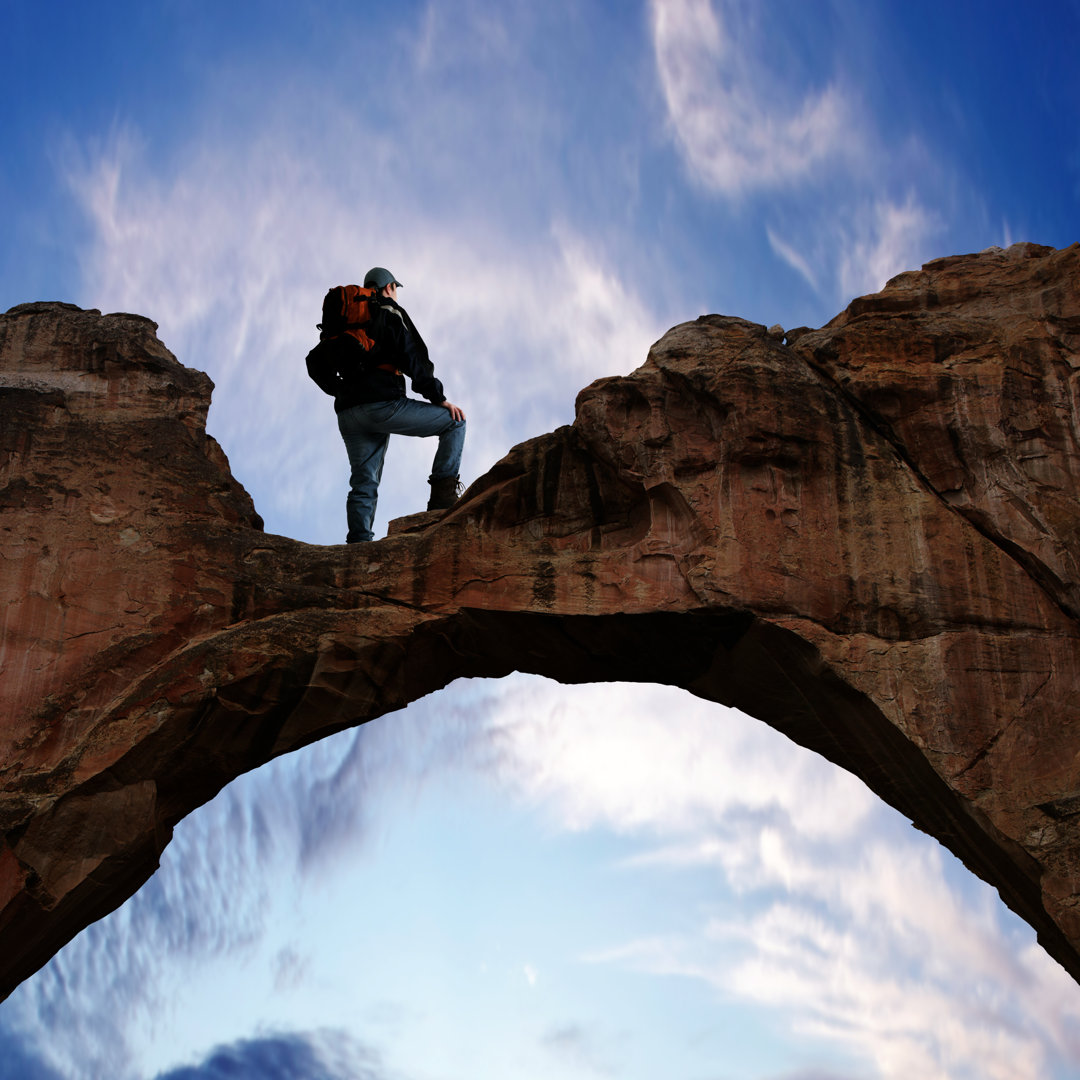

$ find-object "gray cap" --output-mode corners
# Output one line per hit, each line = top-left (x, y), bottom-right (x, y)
(363, 267), (402, 290)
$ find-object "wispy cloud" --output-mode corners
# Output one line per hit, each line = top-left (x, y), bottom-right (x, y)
(836, 195), (943, 298)
(717, 900), (1073, 1080)
(764, 191), (943, 311)
(0, 680), (522, 1080)
(650, 0), (856, 196)
(0, 721), (415, 1080)
(485, 681), (876, 842)
(767, 226), (820, 293)
(480, 679), (1080, 1080)
(649, 0), (952, 310)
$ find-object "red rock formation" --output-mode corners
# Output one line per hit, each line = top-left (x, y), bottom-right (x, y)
(1, 243), (1079, 1001)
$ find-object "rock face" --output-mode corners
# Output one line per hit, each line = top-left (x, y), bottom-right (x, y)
(1, 243), (1079, 1000)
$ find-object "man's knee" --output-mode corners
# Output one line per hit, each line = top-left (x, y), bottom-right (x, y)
(438, 414), (465, 438)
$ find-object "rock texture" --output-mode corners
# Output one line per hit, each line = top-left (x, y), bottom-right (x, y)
(1, 243), (1079, 1000)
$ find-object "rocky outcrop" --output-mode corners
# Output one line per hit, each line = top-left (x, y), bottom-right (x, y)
(1, 243), (1079, 1000)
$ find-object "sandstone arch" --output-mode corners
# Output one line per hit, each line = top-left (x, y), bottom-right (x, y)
(2, 242), (1079, 999)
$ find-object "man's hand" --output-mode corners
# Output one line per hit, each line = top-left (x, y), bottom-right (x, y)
(441, 400), (466, 422)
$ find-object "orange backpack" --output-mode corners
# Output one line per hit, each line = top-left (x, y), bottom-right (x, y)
(318, 284), (377, 349)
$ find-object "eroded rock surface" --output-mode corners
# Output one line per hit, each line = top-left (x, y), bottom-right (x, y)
(1, 243), (1079, 999)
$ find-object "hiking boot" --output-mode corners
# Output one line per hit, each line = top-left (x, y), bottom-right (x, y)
(427, 475), (463, 512)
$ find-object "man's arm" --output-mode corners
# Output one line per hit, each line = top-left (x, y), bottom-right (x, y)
(378, 304), (449, 404)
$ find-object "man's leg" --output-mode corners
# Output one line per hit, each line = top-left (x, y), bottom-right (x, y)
(430, 414), (466, 484)
(376, 398), (465, 479)
(342, 398), (467, 528)
(337, 406), (390, 543)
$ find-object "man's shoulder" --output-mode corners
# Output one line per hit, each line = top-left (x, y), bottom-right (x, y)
(367, 301), (407, 346)
(374, 298), (408, 327)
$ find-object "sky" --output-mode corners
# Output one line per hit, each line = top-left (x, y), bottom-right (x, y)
(2, 1), (1080, 1078)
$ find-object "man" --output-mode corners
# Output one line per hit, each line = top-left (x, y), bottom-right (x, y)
(308, 267), (466, 543)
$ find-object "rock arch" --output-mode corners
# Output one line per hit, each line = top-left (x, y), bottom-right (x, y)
(2, 242), (1079, 999)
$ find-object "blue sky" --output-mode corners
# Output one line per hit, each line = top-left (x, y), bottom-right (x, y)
(3, 2), (1080, 1078)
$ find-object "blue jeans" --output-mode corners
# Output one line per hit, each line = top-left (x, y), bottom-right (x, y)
(338, 397), (466, 542)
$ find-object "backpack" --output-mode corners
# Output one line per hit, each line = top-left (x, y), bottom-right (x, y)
(318, 284), (378, 349)
(305, 284), (381, 397)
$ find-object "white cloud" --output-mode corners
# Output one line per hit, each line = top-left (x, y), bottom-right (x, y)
(650, 0), (856, 196)
(484, 680), (876, 842)
(648, 0), (950, 310)
(0, 708), (465, 1080)
(478, 678), (1080, 1080)
(0, 730), (348, 1079)
(767, 226), (820, 292)
(765, 193), (942, 308)
(837, 195), (943, 299)
(716, 892), (1076, 1080)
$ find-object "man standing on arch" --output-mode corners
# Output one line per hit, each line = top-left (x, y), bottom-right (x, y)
(310, 266), (467, 543)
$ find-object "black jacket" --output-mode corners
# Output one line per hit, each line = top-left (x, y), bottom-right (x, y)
(306, 296), (446, 413)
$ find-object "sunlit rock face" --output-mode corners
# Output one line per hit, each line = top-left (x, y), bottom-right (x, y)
(1, 243), (1079, 1000)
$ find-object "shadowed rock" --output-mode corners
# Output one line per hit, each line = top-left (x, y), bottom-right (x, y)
(2, 242), (1079, 999)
